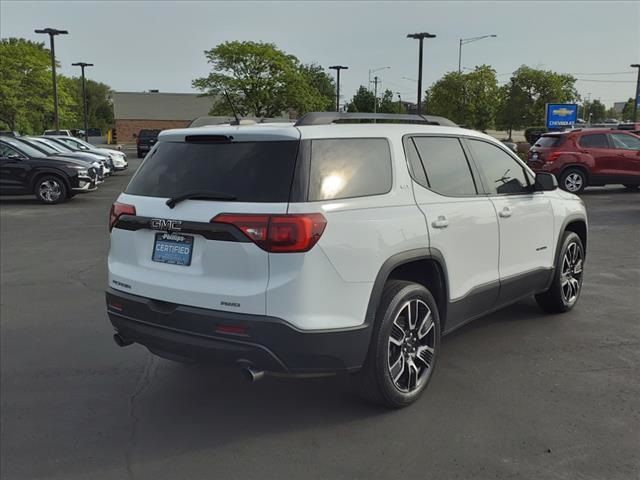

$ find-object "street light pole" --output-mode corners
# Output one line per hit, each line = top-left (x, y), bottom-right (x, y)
(35, 28), (69, 132)
(397, 93), (402, 113)
(72, 62), (94, 140)
(407, 32), (436, 115)
(631, 64), (640, 123)
(373, 76), (380, 114)
(329, 65), (348, 112)
(458, 34), (497, 74)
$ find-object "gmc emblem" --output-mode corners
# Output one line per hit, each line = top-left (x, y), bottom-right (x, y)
(150, 218), (183, 231)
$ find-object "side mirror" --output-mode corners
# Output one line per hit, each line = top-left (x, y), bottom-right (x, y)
(534, 172), (558, 191)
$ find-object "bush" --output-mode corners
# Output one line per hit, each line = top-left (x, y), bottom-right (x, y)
(524, 126), (547, 144)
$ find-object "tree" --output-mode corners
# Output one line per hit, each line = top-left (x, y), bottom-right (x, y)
(377, 89), (401, 113)
(300, 63), (335, 112)
(495, 66), (578, 128)
(192, 41), (332, 117)
(424, 71), (466, 124)
(426, 65), (498, 130)
(346, 86), (376, 112)
(621, 98), (635, 121)
(0, 38), (78, 133)
(581, 99), (606, 123)
(66, 77), (114, 131)
(462, 65), (499, 131)
(603, 107), (619, 121)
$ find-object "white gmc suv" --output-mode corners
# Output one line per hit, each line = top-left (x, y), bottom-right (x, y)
(106, 113), (587, 408)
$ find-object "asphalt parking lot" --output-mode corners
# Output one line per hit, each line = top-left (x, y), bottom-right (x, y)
(1, 156), (639, 480)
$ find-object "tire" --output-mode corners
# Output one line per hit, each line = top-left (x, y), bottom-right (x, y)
(137, 150), (143, 158)
(355, 280), (441, 408)
(535, 231), (585, 313)
(34, 175), (68, 204)
(559, 168), (587, 194)
(623, 184), (639, 191)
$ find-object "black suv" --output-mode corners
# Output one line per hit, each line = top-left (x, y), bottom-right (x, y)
(0, 137), (98, 204)
(135, 129), (160, 158)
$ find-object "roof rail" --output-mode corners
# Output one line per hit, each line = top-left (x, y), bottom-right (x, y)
(294, 112), (457, 127)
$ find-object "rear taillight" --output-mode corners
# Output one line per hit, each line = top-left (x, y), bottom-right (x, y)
(546, 151), (564, 163)
(109, 202), (136, 231)
(212, 213), (327, 253)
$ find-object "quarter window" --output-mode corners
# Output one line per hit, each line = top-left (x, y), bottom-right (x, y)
(579, 134), (608, 149)
(609, 133), (640, 150)
(467, 139), (530, 195)
(411, 137), (477, 196)
(404, 138), (429, 188)
(308, 138), (392, 201)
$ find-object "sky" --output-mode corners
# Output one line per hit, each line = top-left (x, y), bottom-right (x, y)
(1, 1), (639, 108)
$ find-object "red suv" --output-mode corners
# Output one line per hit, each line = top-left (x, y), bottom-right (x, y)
(527, 129), (640, 193)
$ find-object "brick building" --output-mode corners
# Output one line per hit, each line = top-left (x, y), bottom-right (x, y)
(112, 91), (214, 143)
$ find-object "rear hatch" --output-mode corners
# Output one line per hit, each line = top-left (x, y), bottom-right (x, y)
(108, 127), (301, 315)
(528, 134), (566, 167)
(138, 129), (161, 149)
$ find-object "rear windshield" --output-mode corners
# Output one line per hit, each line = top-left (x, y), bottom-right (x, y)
(535, 136), (564, 148)
(125, 140), (299, 202)
(139, 130), (160, 138)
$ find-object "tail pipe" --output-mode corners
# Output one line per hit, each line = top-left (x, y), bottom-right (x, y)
(113, 333), (133, 347)
(241, 366), (265, 383)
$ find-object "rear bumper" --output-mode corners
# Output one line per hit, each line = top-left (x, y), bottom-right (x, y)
(105, 288), (371, 374)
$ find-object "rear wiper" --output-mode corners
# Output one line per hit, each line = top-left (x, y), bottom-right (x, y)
(166, 191), (237, 209)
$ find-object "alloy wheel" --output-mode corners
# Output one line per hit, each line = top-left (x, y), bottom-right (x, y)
(564, 173), (583, 193)
(39, 179), (62, 203)
(387, 299), (436, 393)
(560, 242), (583, 305)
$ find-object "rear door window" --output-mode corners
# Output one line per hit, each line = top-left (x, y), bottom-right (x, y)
(308, 138), (392, 201)
(125, 140), (300, 202)
(579, 134), (609, 149)
(411, 136), (477, 196)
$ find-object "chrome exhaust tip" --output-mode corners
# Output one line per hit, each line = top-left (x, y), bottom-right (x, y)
(241, 366), (265, 383)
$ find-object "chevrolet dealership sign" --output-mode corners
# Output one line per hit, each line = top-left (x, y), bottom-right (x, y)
(546, 103), (578, 129)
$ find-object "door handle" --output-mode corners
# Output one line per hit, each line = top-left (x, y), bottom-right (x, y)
(431, 215), (449, 229)
(498, 207), (512, 218)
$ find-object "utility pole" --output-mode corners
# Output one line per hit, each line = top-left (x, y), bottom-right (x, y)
(72, 62), (93, 140)
(397, 93), (402, 113)
(585, 93), (592, 125)
(368, 66), (390, 92)
(372, 76), (379, 114)
(407, 32), (436, 115)
(35, 28), (69, 132)
(631, 64), (640, 123)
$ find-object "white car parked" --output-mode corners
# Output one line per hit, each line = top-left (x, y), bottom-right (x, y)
(106, 113), (587, 408)
(49, 136), (128, 171)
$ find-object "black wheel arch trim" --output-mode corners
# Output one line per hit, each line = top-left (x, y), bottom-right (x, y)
(364, 247), (450, 331)
(544, 214), (587, 291)
(29, 168), (73, 192)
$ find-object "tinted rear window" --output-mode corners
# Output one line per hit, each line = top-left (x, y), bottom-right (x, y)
(139, 130), (160, 139)
(412, 137), (477, 196)
(579, 134), (608, 148)
(308, 138), (392, 201)
(535, 136), (564, 148)
(125, 140), (299, 202)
